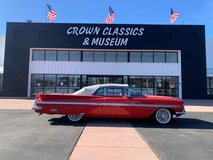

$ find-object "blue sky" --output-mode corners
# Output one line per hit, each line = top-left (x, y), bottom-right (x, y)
(0, 0), (213, 37)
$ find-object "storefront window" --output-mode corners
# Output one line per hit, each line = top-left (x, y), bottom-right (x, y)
(56, 88), (68, 93)
(32, 50), (45, 61)
(142, 88), (153, 95)
(57, 75), (69, 87)
(142, 52), (153, 62)
(123, 76), (128, 84)
(69, 75), (80, 87)
(129, 76), (142, 89)
(142, 77), (154, 95)
(166, 52), (178, 63)
(58, 51), (69, 61)
(83, 51), (93, 62)
(44, 75), (56, 87)
(142, 77), (154, 88)
(31, 74), (81, 95)
(154, 77), (165, 88)
(32, 49), (178, 63)
(0, 73), (3, 92)
(82, 75), (87, 87)
(207, 77), (213, 95)
(31, 74), (44, 95)
(106, 52), (116, 62)
(33, 88), (43, 94)
(94, 52), (105, 62)
(31, 74), (179, 97)
(113, 77), (123, 84)
(166, 77), (178, 88)
(88, 77), (104, 86)
(70, 51), (81, 61)
(154, 52), (165, 63)
(87, 76), (122, 86)
(130, 52), (141, 62)
(45, 50), (57, 61)
(117, 52), (128, 62)
(44, 88), (56, 94)
(32, 74), (44, 87)
(154, 77), (166, 96)
(166, 77), (178, 97)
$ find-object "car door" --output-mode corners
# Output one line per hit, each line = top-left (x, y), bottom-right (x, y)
(125, 88), (157, 118)
(102, 87), (141, 117)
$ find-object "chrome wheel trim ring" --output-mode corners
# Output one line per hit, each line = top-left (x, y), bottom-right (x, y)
(67, 114), (83, 122)
(155, 109), (171, 124)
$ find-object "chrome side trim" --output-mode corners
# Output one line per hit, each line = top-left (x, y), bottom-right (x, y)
(175, 110), (186, 115)
(32, 105), (42, 110)
(35, 101), (181, 108)
(50, 108), (58, 112)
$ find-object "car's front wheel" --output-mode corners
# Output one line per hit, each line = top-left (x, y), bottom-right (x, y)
(67, 114), (84, 122)
(154, 108), (172, 124)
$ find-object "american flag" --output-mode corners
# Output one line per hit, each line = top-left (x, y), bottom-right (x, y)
(170, 8), (179, 24)
(105, 6), (115, 24)
(47, 4), (57, 23)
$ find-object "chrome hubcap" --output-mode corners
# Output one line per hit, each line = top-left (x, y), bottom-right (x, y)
(156, 109), (171, 124)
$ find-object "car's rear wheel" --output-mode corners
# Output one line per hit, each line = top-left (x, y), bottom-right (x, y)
(67, 114), (83, 122)
(154, 108), (172, 124)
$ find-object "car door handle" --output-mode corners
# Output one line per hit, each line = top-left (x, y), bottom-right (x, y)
(104, 98), (109, 101)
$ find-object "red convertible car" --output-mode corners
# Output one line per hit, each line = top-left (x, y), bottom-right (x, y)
(32, 84), (185, 124)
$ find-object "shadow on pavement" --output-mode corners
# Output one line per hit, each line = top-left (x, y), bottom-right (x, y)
(131, 118), (213, 130)
(48, 116), (213, 130)
(48, 116), (86, 126)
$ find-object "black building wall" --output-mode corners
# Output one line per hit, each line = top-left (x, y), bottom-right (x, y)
(2, 22), (208, 99)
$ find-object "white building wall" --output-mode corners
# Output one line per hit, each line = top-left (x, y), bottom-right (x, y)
(29, 61), (181, 76)
(206, 38), (213, 77)
(0, 36), (5, 67)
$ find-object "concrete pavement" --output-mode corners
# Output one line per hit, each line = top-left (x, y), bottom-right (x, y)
(0, 98), (212, 160)
(0, 110), (84, 160)
(70, 120), (158, 160)
(0, 98), (34, 109)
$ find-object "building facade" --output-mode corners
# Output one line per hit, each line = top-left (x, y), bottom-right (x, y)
(2, 22), (210, 99)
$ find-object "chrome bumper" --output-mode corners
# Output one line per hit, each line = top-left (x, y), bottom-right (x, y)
(32, 104), (42, 110)
(175, 110), (186, 115)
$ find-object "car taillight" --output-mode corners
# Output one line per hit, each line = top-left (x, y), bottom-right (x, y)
(35, 92), (44, 100)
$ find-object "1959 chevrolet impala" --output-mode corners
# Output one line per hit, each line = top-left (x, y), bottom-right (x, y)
(32, 84), (185, 124)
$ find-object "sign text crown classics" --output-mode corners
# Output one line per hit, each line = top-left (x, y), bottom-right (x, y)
(67, 26), (145, 46)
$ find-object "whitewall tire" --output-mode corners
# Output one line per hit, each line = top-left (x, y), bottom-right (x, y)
(154, 108), (172, 124)
(67, 114), (84, 122)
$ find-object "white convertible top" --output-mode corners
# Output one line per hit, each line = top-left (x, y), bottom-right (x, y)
(72, 84), (129, 95)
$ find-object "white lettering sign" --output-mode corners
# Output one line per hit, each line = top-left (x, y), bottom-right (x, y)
(67, 26), (144, 46)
